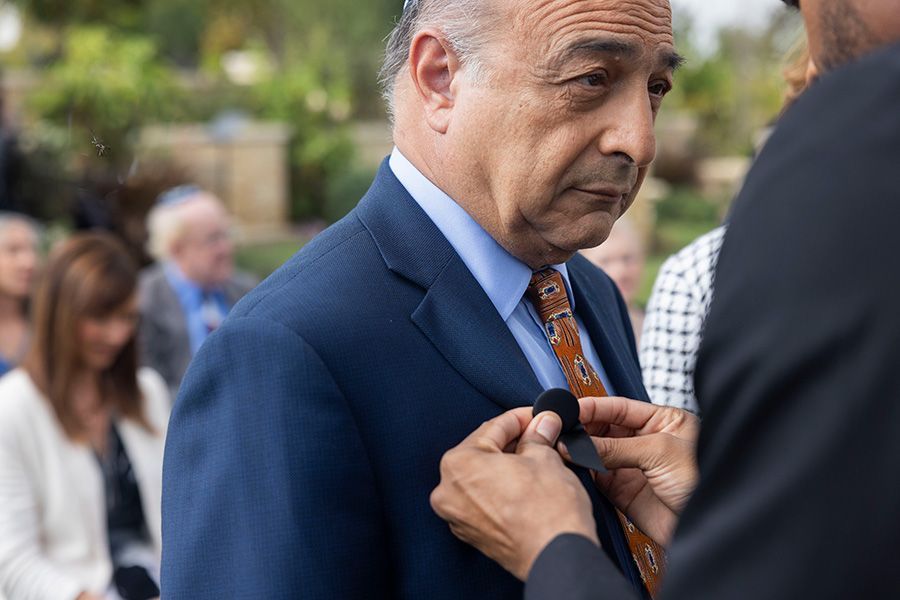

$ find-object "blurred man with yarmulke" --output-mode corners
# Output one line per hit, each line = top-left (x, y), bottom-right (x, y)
(139, 185), (256, 398)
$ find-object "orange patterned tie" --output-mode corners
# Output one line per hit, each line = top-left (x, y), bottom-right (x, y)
(526, 268), (665, 598)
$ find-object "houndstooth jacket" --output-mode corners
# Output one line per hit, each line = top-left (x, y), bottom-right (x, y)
(639, 226), (725, 415)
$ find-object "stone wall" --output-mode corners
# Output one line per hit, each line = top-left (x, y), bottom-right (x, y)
(139, 121), (292, 238)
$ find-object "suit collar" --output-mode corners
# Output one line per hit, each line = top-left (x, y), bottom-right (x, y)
(357, 160), (542, 411)
(388, 148), (579, 320)
(356, 160), (456, 290)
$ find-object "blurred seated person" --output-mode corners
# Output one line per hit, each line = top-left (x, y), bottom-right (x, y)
(0, 233), (169, 600)
(0, 213), (40, 378)
(139, 186), (257, 397)
(580, 217), (646, 344)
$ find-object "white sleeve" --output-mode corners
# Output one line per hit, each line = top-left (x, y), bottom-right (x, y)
(639, 227), (725, 415)
(639, 254), (705, 414)
(137, 367), (172, 435)
(0, 404), (85, 600)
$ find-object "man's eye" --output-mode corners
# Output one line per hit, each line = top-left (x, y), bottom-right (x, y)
(577, 72), (608, 87)
(649, 81), (672, 98)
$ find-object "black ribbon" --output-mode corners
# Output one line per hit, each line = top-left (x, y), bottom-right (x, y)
(533, 388), (607, 473)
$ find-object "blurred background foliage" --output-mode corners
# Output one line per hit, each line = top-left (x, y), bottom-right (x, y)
(3, 0), (399, 221)
(669, 8), (799, 156)
(0, 0), (803, 299)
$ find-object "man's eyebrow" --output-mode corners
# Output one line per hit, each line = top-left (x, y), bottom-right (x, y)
(548, 38), (638, 70)
(661, 50), (687, 72)
(549, 38), (685, 73)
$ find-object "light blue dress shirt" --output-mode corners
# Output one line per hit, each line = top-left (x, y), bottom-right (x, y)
(164, 263), (230, 356)
(389, 148), (615, 395)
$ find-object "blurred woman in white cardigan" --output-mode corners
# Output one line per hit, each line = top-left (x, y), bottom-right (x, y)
(0, 233), (169, 600)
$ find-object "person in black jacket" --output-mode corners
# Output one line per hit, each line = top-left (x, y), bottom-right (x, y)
(431, 1), (900, 598)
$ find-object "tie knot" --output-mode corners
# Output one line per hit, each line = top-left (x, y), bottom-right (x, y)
(526, 268), (573, 322)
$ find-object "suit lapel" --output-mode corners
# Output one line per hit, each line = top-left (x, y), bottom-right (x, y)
(357, 160), (542, 412)
(568, 260), (649, 402)
(412, 257), (542, 411)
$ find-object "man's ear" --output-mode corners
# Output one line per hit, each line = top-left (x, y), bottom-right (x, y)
(168, 236), (185, 262)
(408, 29), (462, 134)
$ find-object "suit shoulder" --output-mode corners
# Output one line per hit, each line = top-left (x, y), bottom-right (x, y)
(230, 213), (376, 324)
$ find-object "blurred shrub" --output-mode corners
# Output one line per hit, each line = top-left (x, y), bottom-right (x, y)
(235, 239), (307, 280)
(323, 166), (375, 224)
(12, 1), (393, 225)
(665, 9), (800, 158)
(144, 1), (209, 67)
(655, 186), (720, 224)
(652, 187), (721, 256)
(12, 123), (73, 221)
(27, 26), (185, 169)
(248, 58), (356, 221)
(23, 0), (142, 28)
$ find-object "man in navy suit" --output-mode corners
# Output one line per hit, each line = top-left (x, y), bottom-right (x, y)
(430, 1), (900, 599)
(160, 0), (681, 597)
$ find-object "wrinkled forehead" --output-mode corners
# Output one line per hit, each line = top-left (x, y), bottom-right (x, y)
(504, 0), (675, 67)
(178, 195), (230, 225)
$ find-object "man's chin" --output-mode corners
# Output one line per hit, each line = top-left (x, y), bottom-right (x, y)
(559, 230), (615, 255)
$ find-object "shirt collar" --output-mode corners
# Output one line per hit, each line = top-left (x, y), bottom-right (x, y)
(388, 147), (574, 320)
(164, 262), (206, 308)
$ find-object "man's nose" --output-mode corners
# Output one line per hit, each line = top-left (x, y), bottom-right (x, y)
(596, 85), (657, 169)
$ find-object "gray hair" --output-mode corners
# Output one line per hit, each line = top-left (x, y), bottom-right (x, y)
(146, 190), (221, 261)
(379, 0), (497, 122)
(0, 212), (41, 242)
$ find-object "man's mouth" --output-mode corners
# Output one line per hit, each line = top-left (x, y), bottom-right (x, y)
(570, 186), (629, 202)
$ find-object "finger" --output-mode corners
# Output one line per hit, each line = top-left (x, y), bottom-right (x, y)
(579, 396), (661, 434)
(515, 412), (562, 455)
(591, 434), (669, 471)
(591, 468), (675, 541)
(458, 407), (534, 453)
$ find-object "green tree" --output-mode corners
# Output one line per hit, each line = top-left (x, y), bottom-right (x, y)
(28, 26), (183, 168)
(667, 9), (802, 156)
(15, 0), (144, 28)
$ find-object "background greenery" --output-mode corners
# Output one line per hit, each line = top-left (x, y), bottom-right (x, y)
(3, 0), (800, 299)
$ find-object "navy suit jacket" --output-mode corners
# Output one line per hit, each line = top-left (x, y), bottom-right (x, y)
(161, 161), (652, 599)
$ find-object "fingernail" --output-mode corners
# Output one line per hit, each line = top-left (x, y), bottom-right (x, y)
(535, 413), (562, 443)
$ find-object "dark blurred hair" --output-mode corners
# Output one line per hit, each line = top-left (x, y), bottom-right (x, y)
(22, 232), (150, 439)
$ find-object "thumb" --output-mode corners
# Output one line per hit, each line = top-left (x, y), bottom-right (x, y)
(516, 412), (563, 455)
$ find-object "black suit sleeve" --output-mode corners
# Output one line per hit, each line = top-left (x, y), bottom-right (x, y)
(526, 535), (638, 600)
(529, 44), (900, 600)
(665, 44), (900, 599)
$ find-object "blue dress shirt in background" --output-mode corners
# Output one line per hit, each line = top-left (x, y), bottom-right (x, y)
(164, 263), (230, 356)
